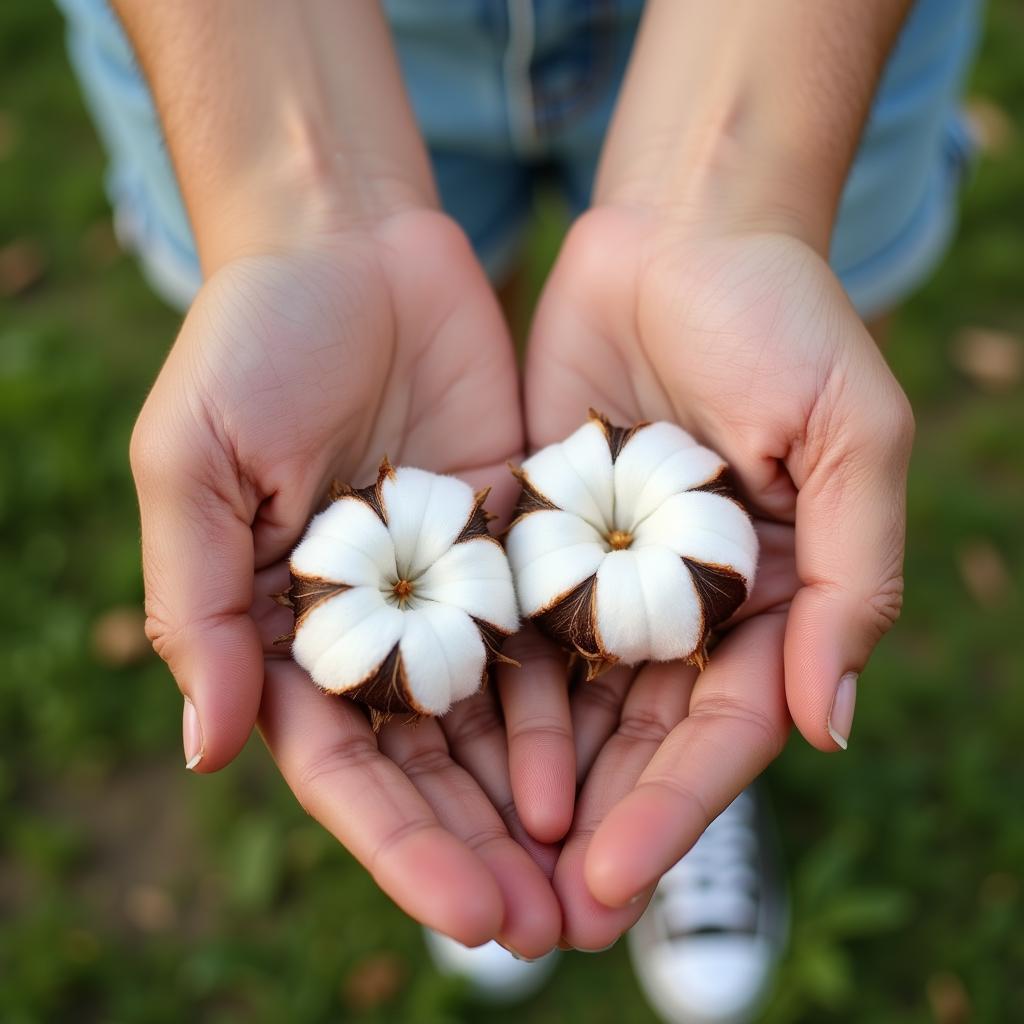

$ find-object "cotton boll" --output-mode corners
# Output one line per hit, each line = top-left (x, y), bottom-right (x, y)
(594, 546), (703, 664)
(505, 509), (606, 616)
(399, 604), (487, 714)
(380, 467), (477, 579)
(633, 490), (759, 588)
(612, 424), (726, 531)
(416, 538), (520, 633)
(518, 420), (614, 532)
(506, 411), (758, 675)
(280, 459), (519, 726)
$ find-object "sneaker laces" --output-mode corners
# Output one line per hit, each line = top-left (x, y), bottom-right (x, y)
(655, 791), (760, 939)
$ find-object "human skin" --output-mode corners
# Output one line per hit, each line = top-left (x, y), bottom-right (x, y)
(520, 0), (916, 949)
(116, 0), (918, 958)
(116, 1), (567, 958)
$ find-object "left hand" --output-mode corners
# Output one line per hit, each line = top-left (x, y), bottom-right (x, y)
(522, 204), (913, 949)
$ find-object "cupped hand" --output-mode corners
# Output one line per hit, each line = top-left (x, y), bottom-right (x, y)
(130, 209), (562, 955)
(522, 205), (913, 948)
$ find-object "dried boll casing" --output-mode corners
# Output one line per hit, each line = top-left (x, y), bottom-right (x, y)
(506, 411), (758, 677)
(279, 459), (519, 723)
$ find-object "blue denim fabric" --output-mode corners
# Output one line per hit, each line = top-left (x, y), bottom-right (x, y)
(56, 0), (980, 317)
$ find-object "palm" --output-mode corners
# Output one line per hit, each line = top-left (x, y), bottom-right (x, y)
(136, 210), (559, 954)
(525, 206), (903, 948)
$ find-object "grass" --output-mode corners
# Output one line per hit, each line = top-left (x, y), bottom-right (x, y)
(1, 3), (1022, 1022)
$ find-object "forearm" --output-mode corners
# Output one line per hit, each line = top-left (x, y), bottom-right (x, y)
(595, 0), (912, 252)
(114, 0), (435, 271)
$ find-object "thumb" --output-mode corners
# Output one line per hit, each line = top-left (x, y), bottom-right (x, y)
(784, 347), (915, 751)
(130, 401), (264, 772)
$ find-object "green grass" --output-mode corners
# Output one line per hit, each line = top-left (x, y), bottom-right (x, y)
(1, 4), (1022, 1022)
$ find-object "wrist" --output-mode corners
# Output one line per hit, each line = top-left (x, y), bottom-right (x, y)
(114, 0), (437, 273)
(192, 119), (436, 271)
(593, 122), (835, 254)
(592, 0), (912, 255)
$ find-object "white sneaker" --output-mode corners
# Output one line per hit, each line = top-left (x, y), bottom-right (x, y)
(423, 931), (559, 1003)
(627, 787), (788, 1024)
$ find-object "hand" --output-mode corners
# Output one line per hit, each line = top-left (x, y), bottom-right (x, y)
(130, 209), (562, 956)
(523, 206), (913, 948)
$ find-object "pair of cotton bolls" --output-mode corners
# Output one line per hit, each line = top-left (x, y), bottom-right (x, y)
(280, 412), (759, 722)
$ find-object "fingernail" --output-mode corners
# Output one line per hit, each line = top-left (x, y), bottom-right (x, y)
(498, 943), (539, 963)
(828, 672), (857, 750)
(557, 940), (574, 951)
(578, 940), (617, 954)
(183, 696), (204, 770)
(628, 884), (655, 907)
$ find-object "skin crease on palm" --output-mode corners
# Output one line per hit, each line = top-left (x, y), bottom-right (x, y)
(521, 207), (913, 951)
(130, 210), (572, 959)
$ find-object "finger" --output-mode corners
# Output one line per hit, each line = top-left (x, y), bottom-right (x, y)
(130, 404), (263, 772)
(725, 520), (799, 624)
(569, 665), (634, 784)
(584, 612), (790, 908)
(555, 661), (694, 950)
(441, 689), (560, 878)
(260, 660), (503, 947)
(495, 628), (575, 844)
(784, 350), (914, 750)
(253, 561), (294, 654)
(379, 716), (562, 959)
(459, 461), (522, 533)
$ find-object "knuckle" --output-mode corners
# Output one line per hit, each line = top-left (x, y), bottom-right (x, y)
(637, 777), (713, 836)
(293, 736), (379, 815)
(369, 816), (438, 874)
(575, 677), (626, 718)
(807, 364), (915, 469)
(616, 707), (673, 745)
(461, 822), (509, 854)
(570, 823), (596, 843)
(140, 598), (238, 673)
(396, 746), (454, 779)
(687, 694), (786, 762)
(141, 593), (185, 666)
(866, 573), (905, 637)
(506, 712), (570, 745)
(443, 699), (502, 748)
(130, 398), (230, 497)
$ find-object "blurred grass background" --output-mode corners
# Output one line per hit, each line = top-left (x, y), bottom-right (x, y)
(1, 3), (1022, 1022)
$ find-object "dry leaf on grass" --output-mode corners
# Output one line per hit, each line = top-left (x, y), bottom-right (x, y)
(341, 951), (407, 1011)
(926, 971), (972, 1024)
(950, 327), (1023, 393)
(956, 539), (1014, 609)
(0, 238), (45, 297)
(124, 883), (176, 932)
(964, 97), (1015, 154)
(91, 606), (152, 667)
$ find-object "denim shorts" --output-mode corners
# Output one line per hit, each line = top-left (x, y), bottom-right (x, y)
(57, 0), (981, 319)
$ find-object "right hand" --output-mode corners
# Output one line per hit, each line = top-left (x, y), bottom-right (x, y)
(130, 209), (562, 957)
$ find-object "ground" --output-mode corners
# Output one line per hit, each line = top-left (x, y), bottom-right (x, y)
(1, 4), (1022, 1022)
